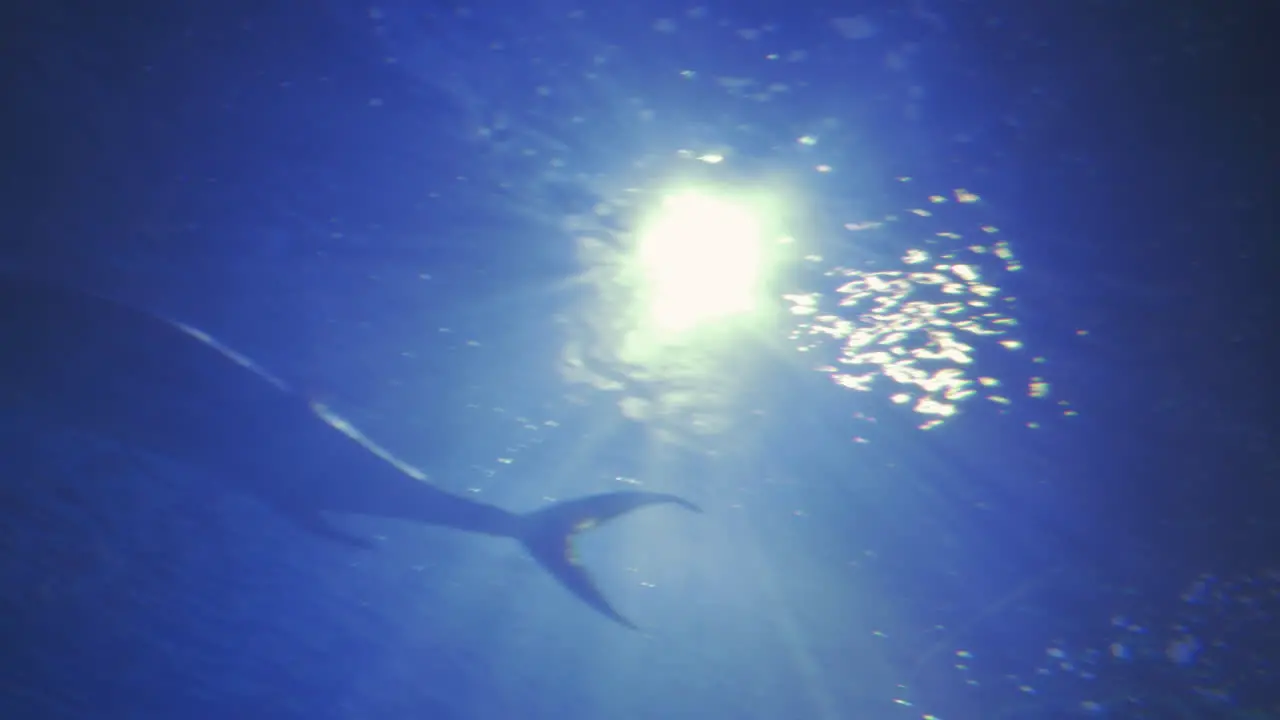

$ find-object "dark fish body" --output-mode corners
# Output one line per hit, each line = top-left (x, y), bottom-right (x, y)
(0, 273), (700, 628)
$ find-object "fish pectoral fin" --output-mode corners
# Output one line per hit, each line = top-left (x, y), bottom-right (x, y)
(518, 491), (702, 630)
(285, 506), (376, 550)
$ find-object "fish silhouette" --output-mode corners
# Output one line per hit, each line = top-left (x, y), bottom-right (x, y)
(0, 273), (701, 629)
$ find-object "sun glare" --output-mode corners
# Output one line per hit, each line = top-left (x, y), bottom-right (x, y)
(635, 191), (767, 333)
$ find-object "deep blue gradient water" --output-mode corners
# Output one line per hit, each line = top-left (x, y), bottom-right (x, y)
(3, 1), (1277, 719)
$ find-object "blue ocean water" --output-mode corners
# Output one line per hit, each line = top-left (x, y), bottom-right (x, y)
(2, 1), (1276, 719)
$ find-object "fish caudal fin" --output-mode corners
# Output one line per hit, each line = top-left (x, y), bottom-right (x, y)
(518, 491), (702, 630)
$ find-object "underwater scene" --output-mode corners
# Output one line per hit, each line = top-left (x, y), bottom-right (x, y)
(2, 1), (1275, 719)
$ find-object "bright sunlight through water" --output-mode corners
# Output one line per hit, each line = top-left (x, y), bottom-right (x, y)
(635, 191), (770, 334)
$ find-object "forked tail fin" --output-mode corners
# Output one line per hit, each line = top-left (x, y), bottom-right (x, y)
(518, 491), (702, 630)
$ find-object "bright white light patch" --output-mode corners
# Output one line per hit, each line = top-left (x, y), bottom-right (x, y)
(636, 192), (765, 332)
